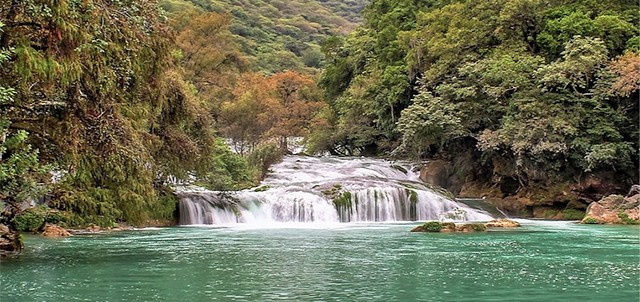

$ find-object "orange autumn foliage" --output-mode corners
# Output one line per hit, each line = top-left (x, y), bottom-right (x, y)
(608, 52), (640, 97)
(220, 71), (325, 154)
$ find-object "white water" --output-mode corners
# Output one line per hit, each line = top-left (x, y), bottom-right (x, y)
(178, 156), (493, 225)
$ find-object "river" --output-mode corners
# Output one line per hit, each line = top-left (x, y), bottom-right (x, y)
(1, 156), (638, 301)
(1, 221), (638, 301)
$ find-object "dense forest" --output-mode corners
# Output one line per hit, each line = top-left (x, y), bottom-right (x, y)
(160, 0), (367, 73)
(0, 0), (638, 232)
(0, 0), (365, 229)
(311, 0), (639, 215)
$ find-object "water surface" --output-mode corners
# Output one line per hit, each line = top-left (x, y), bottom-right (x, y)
(1, 221), (638, 301)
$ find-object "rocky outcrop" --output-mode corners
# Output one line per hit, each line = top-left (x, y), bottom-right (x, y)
(0, 224), (22, 257)
(42, 224), (72, 237)
(456, 223), (487, 232)
(411, 220), (521, 233)
(581, 191), (640, 225)
(485, 219), (521, 228)
(419, 152), (477, 196)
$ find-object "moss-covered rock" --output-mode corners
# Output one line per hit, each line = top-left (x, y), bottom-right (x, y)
(456, 223), (487, 232)
(411, 221), (491, 233)
(410, 221), (443, 232)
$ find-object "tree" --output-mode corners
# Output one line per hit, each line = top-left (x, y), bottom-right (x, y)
(0, 30), (48, 218)
(0, 0), (227, 225)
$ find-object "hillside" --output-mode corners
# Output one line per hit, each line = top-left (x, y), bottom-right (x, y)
(313, 0), (639, 216)
(160, 0), (369, 73)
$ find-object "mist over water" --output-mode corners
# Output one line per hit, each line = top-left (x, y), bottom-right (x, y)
(178, 156), (493, 225)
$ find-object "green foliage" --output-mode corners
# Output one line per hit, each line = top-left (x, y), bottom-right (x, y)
(617, 212), (639, 225)
(562, 209), (586, 220)
(12, 206), (47, 232)
(394, 91), (465, 156)
(160, 0), (368, 73)
(0, 1), (258, 226)
(0, 35), (50, 215)
(582, 216), (599, 224)
(421, 221), (442, 232)
(315, 0), (639, 189)
(197, 139), (257, 190)
(333, 192), (353, 208)
(406, 189), (418, 204)
(253, 186), (271, 192)
(248, 143), (285, 179)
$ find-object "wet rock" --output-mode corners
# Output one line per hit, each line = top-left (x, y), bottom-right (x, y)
(581, 193), (640, 225)
(440, 222), (457, 232)
(456, 223), (487, 232)
(411, 221), (443, 232)
(485, 219), (521, 228)
(42, 224), (72, 237)
(410, 225), (425, 232)
(0, 224), (22, 257)
(411, 221), (489, 233)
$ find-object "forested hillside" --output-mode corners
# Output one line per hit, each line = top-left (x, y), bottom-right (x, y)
(1, 0), (638, 231)
(160, 0), (368, 73)
(0, 0), (367, 228)
(312, 0), (639, 214)
(0, 0), (256, 228)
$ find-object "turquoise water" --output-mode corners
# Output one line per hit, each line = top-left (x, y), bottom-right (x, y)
(1, 221), (638, 301)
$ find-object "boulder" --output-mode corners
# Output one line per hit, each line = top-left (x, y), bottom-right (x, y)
(440, 222), (457, 232)
(0, 224), (22, 257)
(42, 224), (72, 237)
(456, 223), (487, 232)
(627, 185), (640, 197)
(581, 193), (640, 225)
(411, 221), (488, 233)
(410, 225), (425, 232)
(485, 219), (521, 228)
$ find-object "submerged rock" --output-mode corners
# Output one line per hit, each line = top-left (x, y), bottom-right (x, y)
(581, 192), (640, 225)
(0, 224), (22, 257)
(42, 224), (72, 237)
(485, 219), (521, 228)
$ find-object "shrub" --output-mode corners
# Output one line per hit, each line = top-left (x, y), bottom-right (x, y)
(12, 207), (47, 232)
(617, 212), (639, 225)
(562, 209), (586, 220)
(582, 216), (599, 224)
(333, 192), (353, 208)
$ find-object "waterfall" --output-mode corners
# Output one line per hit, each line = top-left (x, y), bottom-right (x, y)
(177, 156), (493, 225)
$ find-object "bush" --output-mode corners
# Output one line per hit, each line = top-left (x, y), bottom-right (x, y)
(422, 221), (443, 232)
(333, 192), (352, 208)
(562, 209), (586, 220)
(617, 212), (639, 225)
(12, 206), (47, 232)
(582, 216), (599, 224)
(248, 143), (285, 179)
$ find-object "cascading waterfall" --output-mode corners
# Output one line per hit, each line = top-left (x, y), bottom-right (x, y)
(177, 156), (493, 225)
